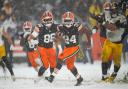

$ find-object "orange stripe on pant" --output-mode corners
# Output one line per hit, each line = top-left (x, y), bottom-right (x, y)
(100, 37), (106, 47)
(37, 46), (57, 69)
(58, 46), (79, 70)
(27, 50), (39, 68)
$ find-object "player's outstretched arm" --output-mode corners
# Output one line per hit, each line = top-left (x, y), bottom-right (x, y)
(28, 26), (39, 41)
(78, 24), (83, 31)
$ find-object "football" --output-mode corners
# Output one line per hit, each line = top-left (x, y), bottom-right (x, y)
(105, 22), (117, 31)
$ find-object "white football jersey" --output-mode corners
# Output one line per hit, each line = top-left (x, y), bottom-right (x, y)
(106, 15), (126, 42)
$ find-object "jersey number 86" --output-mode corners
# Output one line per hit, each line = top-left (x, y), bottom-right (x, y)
(44, 33), (55, 43)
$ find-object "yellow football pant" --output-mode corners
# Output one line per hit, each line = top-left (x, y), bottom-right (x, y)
(102, 40), (122, 67)
(0, 45), (6, 60)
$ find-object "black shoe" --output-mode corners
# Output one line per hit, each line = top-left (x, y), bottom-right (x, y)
(75, 76), (83, 86)
(102, 76), (108, 81)
(45, 75), (54, 83)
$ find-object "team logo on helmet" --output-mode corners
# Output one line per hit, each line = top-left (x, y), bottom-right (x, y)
(62, 11), (75, 28)
(41, 10), (53, 27)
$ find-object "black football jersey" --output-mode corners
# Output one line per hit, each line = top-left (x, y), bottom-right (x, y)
(59, 24), (79, 47)
(22, 34), (38, 52)
(37, 23), (58, 48)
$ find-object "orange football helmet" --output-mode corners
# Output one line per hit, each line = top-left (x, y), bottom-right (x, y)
(62, 11), (75, 28)
(23, 21), (32, 33)
(41, 10), (53, 27)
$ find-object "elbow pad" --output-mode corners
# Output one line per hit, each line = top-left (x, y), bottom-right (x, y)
(32, 31), (39, 38)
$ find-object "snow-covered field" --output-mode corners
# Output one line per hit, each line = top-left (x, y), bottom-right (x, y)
(0, 61), (128, 89)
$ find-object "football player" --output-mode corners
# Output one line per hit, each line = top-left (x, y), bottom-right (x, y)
(91, 13), (113, 80)
(45, 11), (83, 86)
(21, 21), (42, 72)
(28, 11), (62, 79)
(101, 2), (127, 82)
(0, 24), (15, 81)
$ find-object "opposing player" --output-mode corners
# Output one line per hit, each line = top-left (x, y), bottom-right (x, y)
(101, 2), (127, 82)
(45, 11), (83, 86)
(91, 13), (113, 79)
(0, 25), (15, 81)
(20, 21), (42, 72)
(28, 11), (62, 79)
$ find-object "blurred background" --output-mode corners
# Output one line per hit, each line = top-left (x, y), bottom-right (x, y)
(0, 0), (123, 66)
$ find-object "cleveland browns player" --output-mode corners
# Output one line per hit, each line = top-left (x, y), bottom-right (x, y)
(21, 21), (42, 72)
(28, 11), (62, 80)
(45, 11), (83, 86)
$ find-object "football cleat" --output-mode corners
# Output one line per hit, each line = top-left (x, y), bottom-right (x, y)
(34, 75), (44, 83)
(45, 75), (54, 83)
(75, 76), (83, 86)
(102, 76), (109, 81)
(11, 75), (16, 81)
(105, 73), (117, 83)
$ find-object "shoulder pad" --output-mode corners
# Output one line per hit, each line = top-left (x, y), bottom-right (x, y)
(58, 24), (63, 27)
(23, 33), (30, 38)
(74, 22), (81, 28)
(58, 24), (63, 29)
(110, 15), (126, 24)
(37, 23), (43, 28)
(118, 14), (126, 23)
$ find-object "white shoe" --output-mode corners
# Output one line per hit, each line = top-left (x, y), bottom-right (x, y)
(11, 75), (16, 81)
(34, 76), (44, 83)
